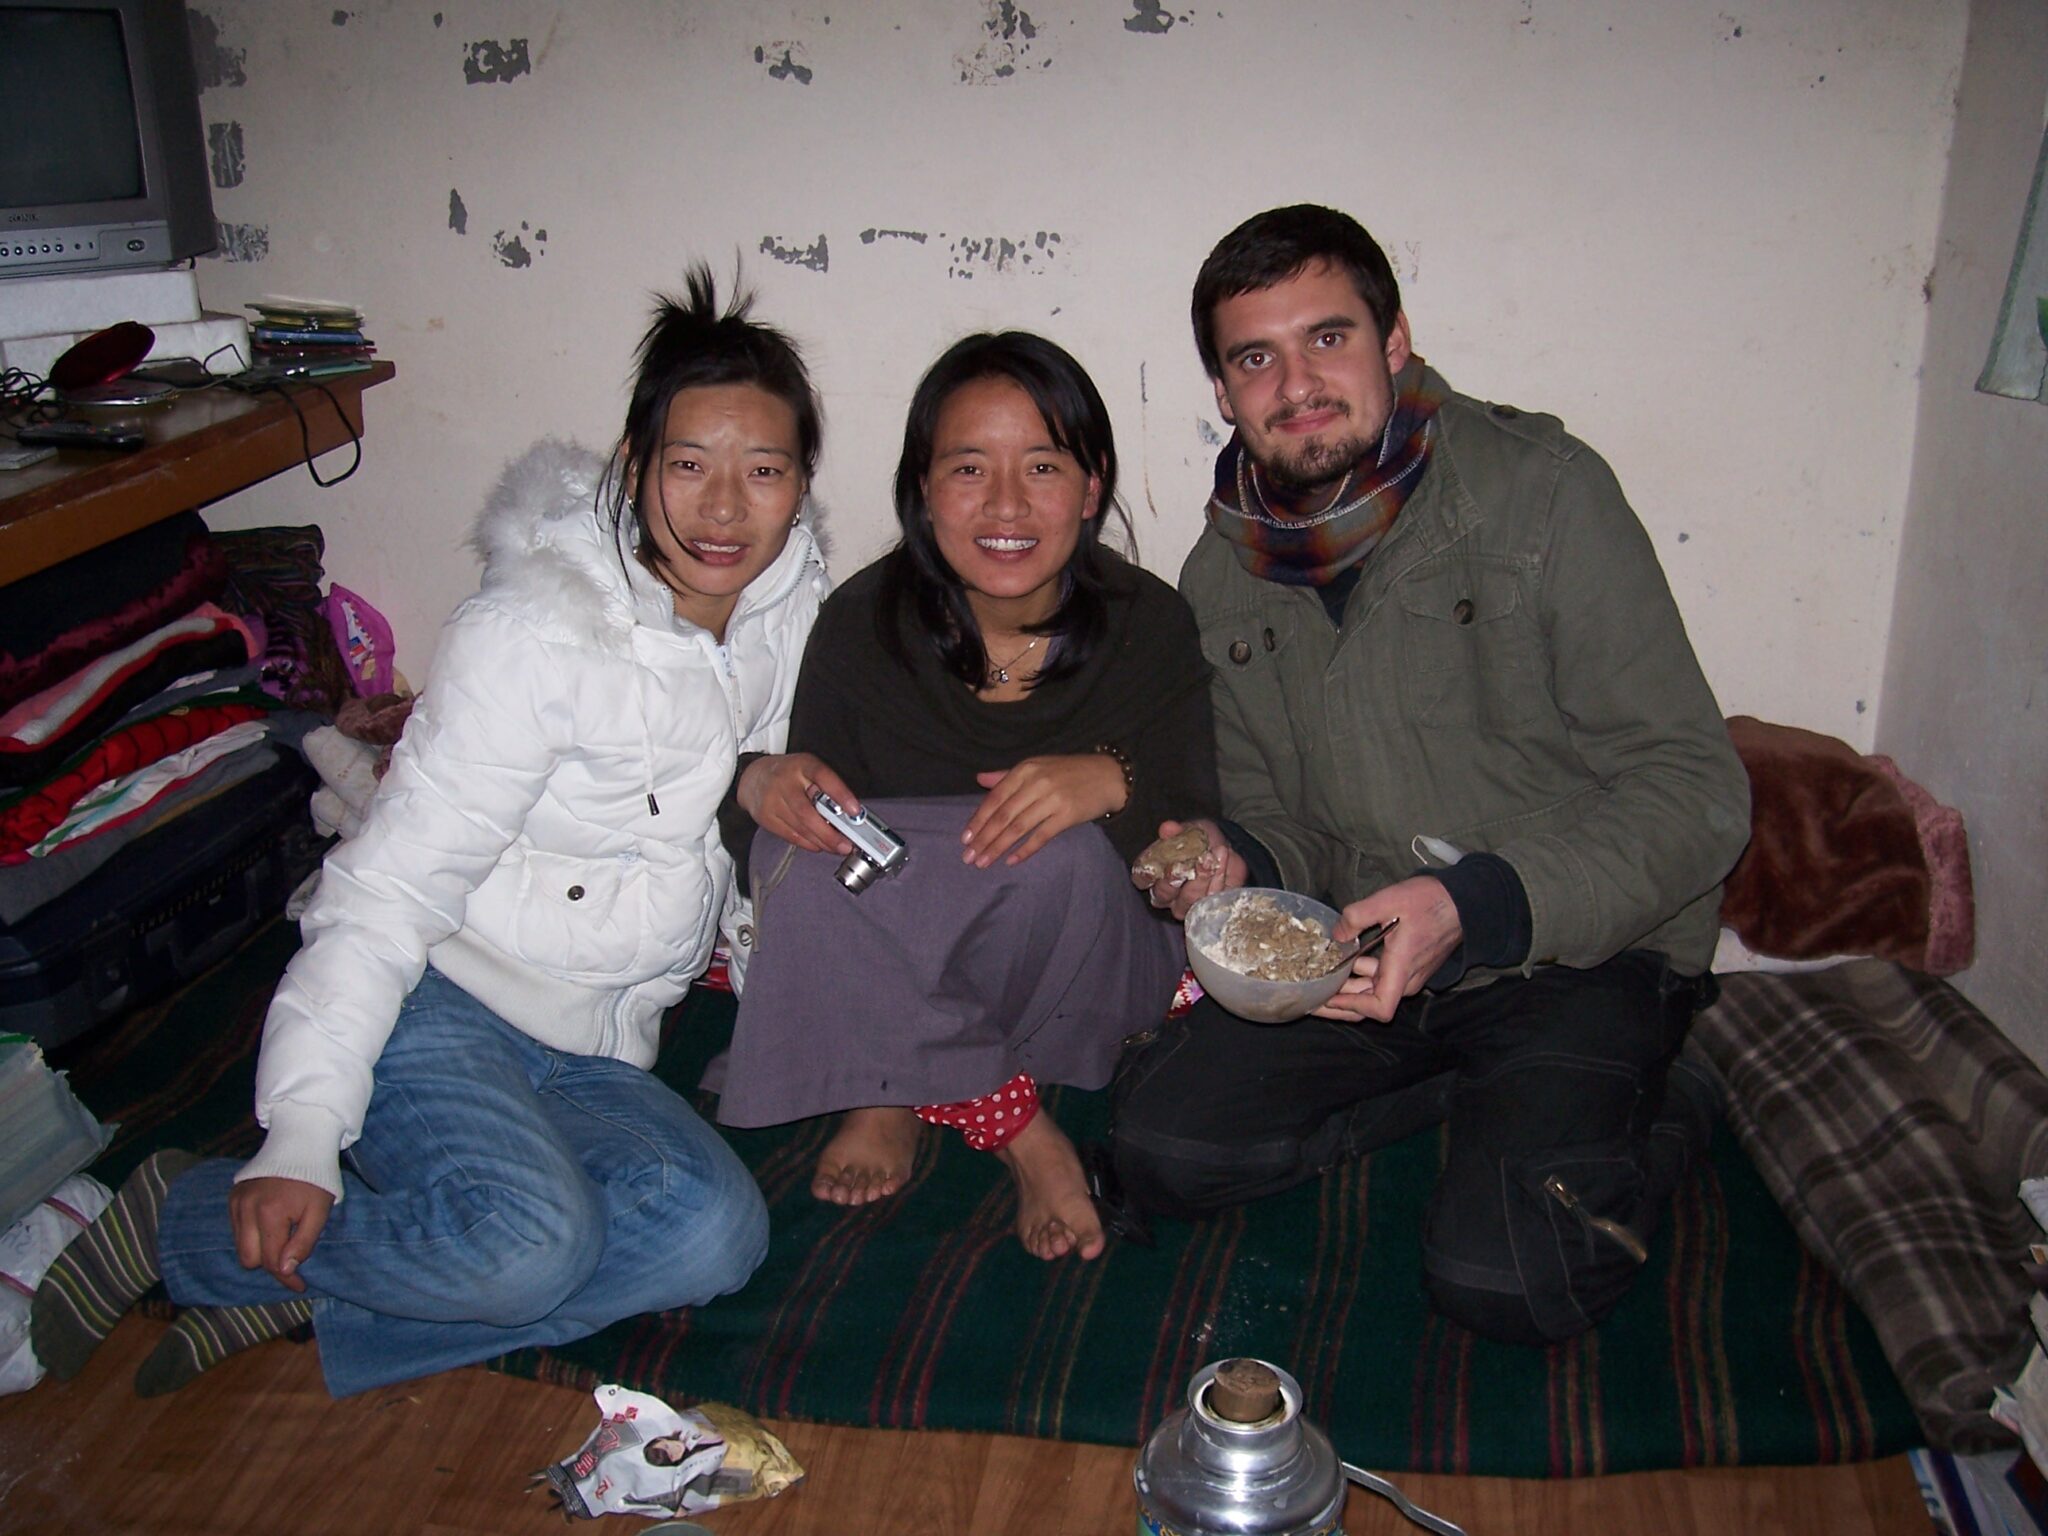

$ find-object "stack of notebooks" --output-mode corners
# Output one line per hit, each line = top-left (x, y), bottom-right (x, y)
(245, 296), (375, 381)
(0, 1035), (111, 1232)
(1911, 1177), (2048, 1535)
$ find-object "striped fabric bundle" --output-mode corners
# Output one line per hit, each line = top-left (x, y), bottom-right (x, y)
(0, 515), (226, 715)
(1695, 961), (2048, 1451)
(0, 702), (268, 860)
(212, 526), (358, 714)
(0, 612), (254, 790)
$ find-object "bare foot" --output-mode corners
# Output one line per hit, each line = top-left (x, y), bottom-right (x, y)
(996, 1113), (1105, 1261)
(812, 1107), (923, 1206)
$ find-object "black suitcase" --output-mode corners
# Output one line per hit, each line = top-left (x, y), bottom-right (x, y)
(0, 754), (329, 1048)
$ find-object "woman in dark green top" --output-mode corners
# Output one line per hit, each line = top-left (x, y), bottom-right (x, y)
(720, 332), (1218, 1262)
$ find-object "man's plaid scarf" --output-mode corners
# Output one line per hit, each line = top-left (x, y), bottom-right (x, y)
(1205, 359), (1447, 586)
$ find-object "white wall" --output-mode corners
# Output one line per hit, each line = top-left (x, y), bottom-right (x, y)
(183, 0), (1965, 747)
(1879, 0), (2048, 1061)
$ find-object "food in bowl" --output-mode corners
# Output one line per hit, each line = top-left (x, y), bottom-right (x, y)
(1198, 892), (1350, 982)
(1183, 888), (1361, 1023)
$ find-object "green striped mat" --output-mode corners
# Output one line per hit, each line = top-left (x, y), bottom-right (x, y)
(58, 920), (1919, 1476)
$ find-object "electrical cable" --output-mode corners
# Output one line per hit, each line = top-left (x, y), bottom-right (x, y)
(234, 377), (363, 487)
(0, 367), (59, 436)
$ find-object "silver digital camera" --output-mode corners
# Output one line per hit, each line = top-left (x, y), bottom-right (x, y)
(809, 787), (908, 894)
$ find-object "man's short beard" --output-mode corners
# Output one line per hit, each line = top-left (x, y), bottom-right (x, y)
(1262, 431), (1376, 492)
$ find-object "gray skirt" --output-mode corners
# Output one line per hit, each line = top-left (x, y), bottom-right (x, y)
(715, 796), (1185, 1127)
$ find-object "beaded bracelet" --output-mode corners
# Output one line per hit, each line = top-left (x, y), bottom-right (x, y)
(1095, 742), (1134, 819)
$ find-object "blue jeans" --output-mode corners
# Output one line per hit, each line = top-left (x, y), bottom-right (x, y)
(157, 968), (769, 1397)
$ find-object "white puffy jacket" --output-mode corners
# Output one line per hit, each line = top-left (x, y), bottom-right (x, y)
(243, 439), (829, 1198)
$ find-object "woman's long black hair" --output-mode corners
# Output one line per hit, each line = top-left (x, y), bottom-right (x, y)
(596, 264), (823, 573)
(880, 330), (1131, 690)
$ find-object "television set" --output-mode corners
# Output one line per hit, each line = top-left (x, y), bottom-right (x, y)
(0, 0), (216, 280)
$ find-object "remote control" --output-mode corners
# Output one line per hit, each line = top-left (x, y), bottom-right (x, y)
(14, 422), (146, 452)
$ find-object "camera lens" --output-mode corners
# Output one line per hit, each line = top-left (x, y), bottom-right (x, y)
(835, 852), (881, 894)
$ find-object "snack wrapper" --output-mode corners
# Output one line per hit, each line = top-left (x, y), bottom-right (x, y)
(541, 1384), (804, 1520)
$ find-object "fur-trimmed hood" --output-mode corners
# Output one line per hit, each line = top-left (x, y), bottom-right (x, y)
(467, 437), (825, 654)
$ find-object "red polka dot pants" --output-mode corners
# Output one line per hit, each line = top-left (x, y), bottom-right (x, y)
(910, 972), (1199, 1151)
(915, 1073), (1040, 1151)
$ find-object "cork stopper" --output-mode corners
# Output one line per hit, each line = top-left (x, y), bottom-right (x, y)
(1205, 1358), (1283, 1424)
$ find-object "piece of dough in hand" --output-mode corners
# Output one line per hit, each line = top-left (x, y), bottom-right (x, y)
(1132, 824), (1211, 886)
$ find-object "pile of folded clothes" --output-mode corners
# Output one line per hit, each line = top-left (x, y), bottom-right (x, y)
(0, 514), (359, 1044)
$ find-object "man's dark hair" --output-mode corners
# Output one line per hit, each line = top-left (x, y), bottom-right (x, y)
(598, 263), (823, 567)
(1191, 204), (1402, 378)
(881, 330), (1131, 692)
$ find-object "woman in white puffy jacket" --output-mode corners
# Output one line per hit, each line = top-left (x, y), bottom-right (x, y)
(32, 269), (830, 1400)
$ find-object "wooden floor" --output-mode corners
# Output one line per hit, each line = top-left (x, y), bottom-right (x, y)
(0, 1314), (1932, 1536)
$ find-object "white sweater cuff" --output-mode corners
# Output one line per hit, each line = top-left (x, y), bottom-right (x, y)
(234, 1104), (349, 1202)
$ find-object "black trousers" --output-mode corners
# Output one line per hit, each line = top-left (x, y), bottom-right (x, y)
(1109, 950), (1716, 1345)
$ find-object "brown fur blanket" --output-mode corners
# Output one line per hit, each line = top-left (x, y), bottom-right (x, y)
(1719, 716), (1974, 974)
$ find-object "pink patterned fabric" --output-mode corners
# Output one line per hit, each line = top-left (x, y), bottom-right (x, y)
(1870, 756), (1976, 976)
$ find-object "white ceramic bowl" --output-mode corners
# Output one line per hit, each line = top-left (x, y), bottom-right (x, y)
(1184, 888), (1359, 1023)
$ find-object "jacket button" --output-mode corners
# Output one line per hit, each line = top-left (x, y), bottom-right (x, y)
(1262, 627), (1277, 651)
(1453, 598), (1474, 625)
(1491, 403), (1519, 420)
(567, 885), (585, 901)
(1229, 639), (1252, 665)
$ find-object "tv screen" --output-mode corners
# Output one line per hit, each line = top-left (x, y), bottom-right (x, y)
(0, 0), (215, 280)
(1, 10), (148, 207)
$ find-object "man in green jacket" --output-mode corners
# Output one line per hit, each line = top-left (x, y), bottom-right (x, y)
(1115, 204), (1751, 1344)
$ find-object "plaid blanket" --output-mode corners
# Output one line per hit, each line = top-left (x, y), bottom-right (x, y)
(1693, 961), (2048, 1450)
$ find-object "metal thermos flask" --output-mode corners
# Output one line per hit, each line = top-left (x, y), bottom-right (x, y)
(1134, 1358), (1345, 1536)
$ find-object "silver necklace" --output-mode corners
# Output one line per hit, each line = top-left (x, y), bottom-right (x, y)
(985, 635), (1041, 686)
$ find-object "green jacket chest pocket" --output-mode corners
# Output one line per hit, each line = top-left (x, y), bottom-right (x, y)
(1396, 567), (1539, 727)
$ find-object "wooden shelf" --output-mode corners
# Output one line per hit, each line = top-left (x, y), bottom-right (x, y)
(0, 360), (395, 586)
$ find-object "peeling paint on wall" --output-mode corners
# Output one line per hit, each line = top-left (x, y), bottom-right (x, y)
(187, 11), (247, 89)
(860, 227), (929, 245)
(957, 0), (1048, 82)
(492, 223), (546, 267)
(754, 42), (814, 84)
(213, 222), (268, 262)
(944, 229), (1061, 280)
(206, 122), (244, 189)
(1123, 1), (1185, 35)
(448, 189), (468, 235)
(760, 234), (829, 272)
(993, 1), (1037, 40)
(1196, 418), (1223, 447)
(464, 38), (532, 84)
(433, 12), (443, 26)
(332, 9), (352, 25)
